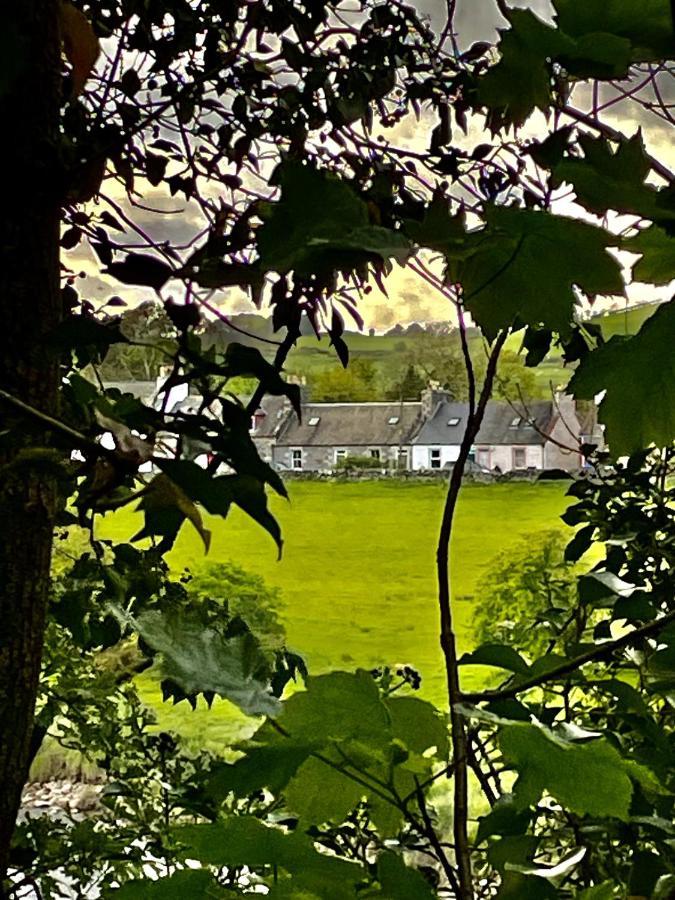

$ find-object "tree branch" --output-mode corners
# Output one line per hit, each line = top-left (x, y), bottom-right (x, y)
(437, 329), (508, 900)
(463, 608), (675, 704)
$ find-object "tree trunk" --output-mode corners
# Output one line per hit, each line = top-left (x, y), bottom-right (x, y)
(0, 2), (61, 888)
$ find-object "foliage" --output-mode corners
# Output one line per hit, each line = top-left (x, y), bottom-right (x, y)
(472, 531), (578, 657)
(3, 0), (675, 896)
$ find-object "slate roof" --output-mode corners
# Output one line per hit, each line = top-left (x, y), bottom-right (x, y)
(275, 402), (423, 447)
(253, 396), (291, 438)
(413, 400), (556, 446)
(102, 380), (158, 405)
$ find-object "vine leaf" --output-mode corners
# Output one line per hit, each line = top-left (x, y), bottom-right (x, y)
(552, 133), (675, 222)
(459, 643), (530, 675)
(569, 300), (675, 455)
(258, 161), (411, 276)
(109, 869), (232, 898)
(174, 817), (364, 897)
(134, 473), (211, 552)
(553, 0), (675, 62)
(376, 852), (436, 899)
(128, 607), (280, 717)
(623, 226), (675, 285)
(284, 756), (364, 825)
(445, 206), (623, 337)
(60, 2), (100, 97)
(499, 722), (654, 820)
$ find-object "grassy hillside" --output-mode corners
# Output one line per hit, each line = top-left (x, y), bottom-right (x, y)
(221, 302), (660, 398)
(97, 481), (571, 744)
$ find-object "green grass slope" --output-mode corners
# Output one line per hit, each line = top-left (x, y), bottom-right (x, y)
(98, 481), (570, 744)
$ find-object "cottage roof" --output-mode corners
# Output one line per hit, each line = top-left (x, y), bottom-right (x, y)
(477, 401), (555, 445)
(252, 396), (291, 438)
(275, 401), (422, 447)
(102, 380), (158, 405)
(413, 400), (556, 446)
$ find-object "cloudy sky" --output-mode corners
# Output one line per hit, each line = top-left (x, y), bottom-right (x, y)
(72, 0), (674, 332)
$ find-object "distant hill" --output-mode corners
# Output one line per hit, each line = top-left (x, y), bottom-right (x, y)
(203, 300), (662, 393)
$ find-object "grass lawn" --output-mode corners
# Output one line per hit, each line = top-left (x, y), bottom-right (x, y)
(96, 481), (571, 747)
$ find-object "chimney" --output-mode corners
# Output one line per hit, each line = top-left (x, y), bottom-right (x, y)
(421, 382), (451, 418)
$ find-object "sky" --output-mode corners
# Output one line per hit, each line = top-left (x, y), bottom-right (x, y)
(69, 0), (675, 332)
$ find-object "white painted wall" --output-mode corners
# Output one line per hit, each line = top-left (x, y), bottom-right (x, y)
(477, 444), (544, 472)
(412, 444), (461, 471)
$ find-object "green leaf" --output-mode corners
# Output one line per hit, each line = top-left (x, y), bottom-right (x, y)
(104, 252), (173, 289)
(575, 883), (617, 899)
(258, 161), (410, 276)
(376, 852), (436, 900)
(459, 643), (530, 675)
(279, 670), (391, 751)
(553, 0), (675, 62)
(476, 794), (531, 845)
(447, 206), (623, 338)
(623, 226), (675, 285)
(224, 342), (301, 418)
(385, 696), (449, 758)
(107, 869), (230, 898)
(130, 607), (280, 717)
(552, 133), (675, 221)
(478, 10), (574, 128)
(207, 744), (311, 802)
(284, 756), (364, 824)
(134, 473), (211, 552)
(175, 817), (364, 896)
(569, 300), (675, 455)
(499, 722), (637, 820)
(477, 9), (633, 128)
(225, 474), (283, 556)
(495, 872), (557, 900)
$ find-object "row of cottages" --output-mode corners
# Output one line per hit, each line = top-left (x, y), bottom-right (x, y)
(253, 388), (590, 474)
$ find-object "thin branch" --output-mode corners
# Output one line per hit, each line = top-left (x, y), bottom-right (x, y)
(0, 388), (108, 458)
(463, 608), (675, 704)
(437, 329), (508, 900)
(414, 777), (462, 896)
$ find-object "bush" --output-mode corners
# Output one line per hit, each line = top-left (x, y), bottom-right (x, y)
(472, 530), (578, 658)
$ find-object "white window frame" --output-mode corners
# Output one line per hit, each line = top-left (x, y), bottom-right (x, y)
(388, 415), (400, 425)
(369, 448), (381, 461)
(291, 448), (303, 470)
(397, 447), (408, 467)
(308, 416), (320, 426)
(447, 417), (460, 426)
(512, 447), (527, 469)
(429, 448), (442, 469)
(476, 447), (491, 469)
(334, 448), (347, 464)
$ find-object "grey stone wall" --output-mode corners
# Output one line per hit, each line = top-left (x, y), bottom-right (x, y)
(273, 445), (409, 472)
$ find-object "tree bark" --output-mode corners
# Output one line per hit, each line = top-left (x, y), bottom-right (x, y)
(0, 2), (61, 888)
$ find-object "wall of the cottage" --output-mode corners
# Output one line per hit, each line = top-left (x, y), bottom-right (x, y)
(273, 444), (413, 471)
(475, 444), (544, 472)
(253, 436), (276, 464)
(411, 444), (461, 471)
(543, 416), (583, 471)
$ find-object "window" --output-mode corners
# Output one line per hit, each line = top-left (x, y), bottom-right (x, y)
(509, 416), (522, 429)
(398, 447), (408, 467)
(430, 448), (441, 469)
(513, 447), (527, 469)
(447, 417), (460, 426)
(308, 416), (320, 426)
(369, 448), (381, 461)
(291, 449), (303, 470)
(476, 447), (490, 469)
(388, 415), (400, 425)
(335, 448), (347, 464)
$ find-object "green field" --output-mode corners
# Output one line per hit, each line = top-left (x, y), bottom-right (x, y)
(98, 481), (571, 745)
